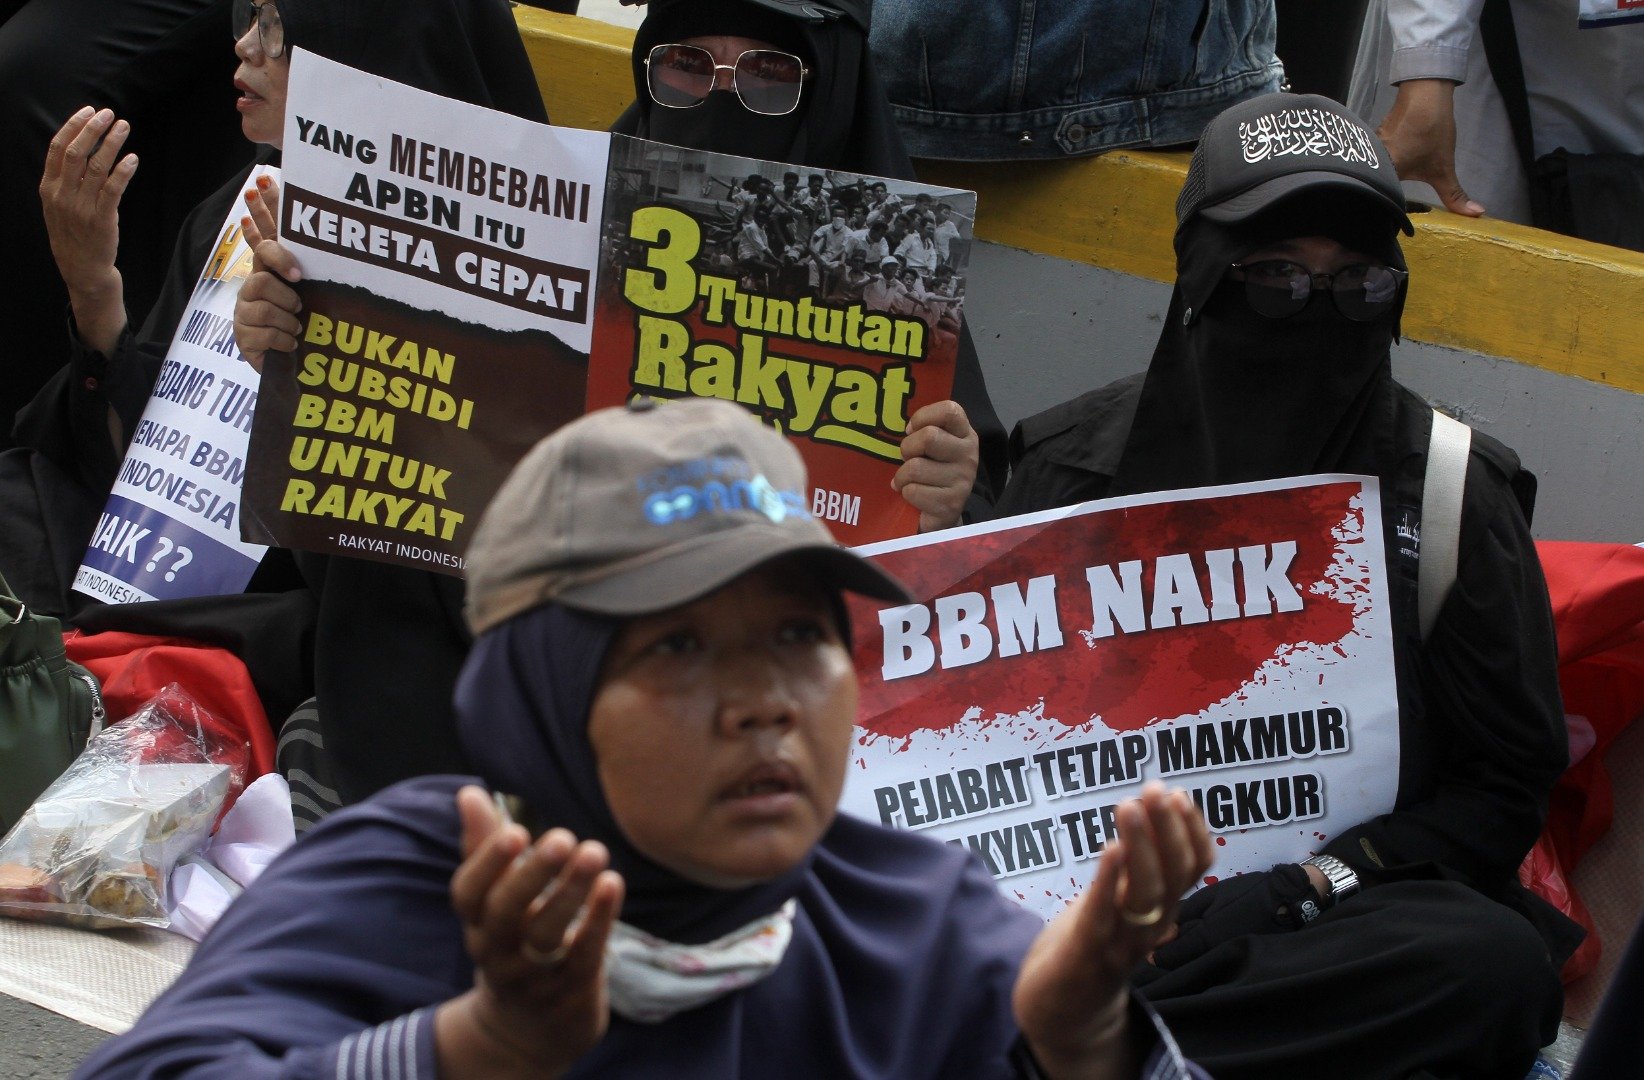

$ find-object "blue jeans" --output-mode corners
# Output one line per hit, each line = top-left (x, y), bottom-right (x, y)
(868, 0), (1285, 159)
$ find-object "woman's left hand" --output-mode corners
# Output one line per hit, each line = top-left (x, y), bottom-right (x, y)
(893, 399), (978, 533)
(1013, 782), (1213, 1080)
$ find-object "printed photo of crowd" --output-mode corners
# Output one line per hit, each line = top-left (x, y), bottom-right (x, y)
(604, 138), (976, 335)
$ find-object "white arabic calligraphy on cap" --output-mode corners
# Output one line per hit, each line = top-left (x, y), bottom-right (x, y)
(1238, 108), (1381, 169)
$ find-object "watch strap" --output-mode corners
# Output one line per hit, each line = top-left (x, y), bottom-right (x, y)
(1304, 854), (1360, 907)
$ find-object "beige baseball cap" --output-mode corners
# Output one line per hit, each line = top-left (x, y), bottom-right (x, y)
(464, 397), (909, 634)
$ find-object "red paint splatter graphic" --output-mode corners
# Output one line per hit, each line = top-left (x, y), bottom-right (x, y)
(851, 482), (1366, 737)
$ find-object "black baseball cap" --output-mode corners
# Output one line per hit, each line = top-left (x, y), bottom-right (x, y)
(1177, 93), (1414, 237)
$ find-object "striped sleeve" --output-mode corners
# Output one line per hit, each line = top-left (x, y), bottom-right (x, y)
(323, 1010), (437, 1080)
(1138, 999), (1209, 1080)
(1011, 995), (1209, 1080)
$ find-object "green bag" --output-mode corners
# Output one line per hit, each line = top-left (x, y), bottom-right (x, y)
(1, 574), (105, 833)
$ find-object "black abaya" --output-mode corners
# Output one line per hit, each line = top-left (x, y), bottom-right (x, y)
(0, 0), (248, 447)
(994, 205), (1579, 1079)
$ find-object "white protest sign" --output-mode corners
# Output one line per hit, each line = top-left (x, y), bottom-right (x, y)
(75, 164), (276, 604)
(842, 475), (1401, 920)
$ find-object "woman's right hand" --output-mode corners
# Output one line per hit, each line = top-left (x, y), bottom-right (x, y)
(234, 177), (303, 373)
(1013, 783), (1213, 1080)
(40, 106), (137, 357)
(435, 785), (625, 1080)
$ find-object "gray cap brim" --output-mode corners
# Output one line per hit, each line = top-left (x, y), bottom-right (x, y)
(1200, 171), (1415, 236)
(549, 524), (910, 618)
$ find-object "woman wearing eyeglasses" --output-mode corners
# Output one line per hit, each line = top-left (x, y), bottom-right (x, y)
(5, 0), (561, 823)
(612, 0), (1009, 531)
(3, 0), (547, 621)
(993, 92), (1579, 1080)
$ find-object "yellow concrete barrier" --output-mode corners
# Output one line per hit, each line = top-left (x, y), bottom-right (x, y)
(515, 8), (1644, 392)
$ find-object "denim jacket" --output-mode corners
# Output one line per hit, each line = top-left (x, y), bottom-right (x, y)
(867, 0), (1285, 159)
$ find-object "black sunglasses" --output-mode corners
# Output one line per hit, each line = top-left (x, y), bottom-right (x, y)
(1227, 260), (1407, 322)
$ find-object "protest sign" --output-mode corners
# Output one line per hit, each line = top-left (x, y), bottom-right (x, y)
(241, 50), (609, 574)
(587, 140), (975, 545)
(242, 53), (973, 573)
(74, 165), (277, 604)
(839, 475), (1400, 921)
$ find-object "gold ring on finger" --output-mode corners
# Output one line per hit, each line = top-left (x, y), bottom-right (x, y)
(521, 939), (571, 967)
(1120, 904), (1165, 927)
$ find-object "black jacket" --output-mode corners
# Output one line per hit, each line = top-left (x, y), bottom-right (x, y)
(996, 374), (1584, 965)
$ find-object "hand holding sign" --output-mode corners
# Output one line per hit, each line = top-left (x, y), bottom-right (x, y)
(893, 399), (979, 534)
(1013, 783), (1212, 1079)
(234, 176), (304, 373)
(438, 786), (624, 1078)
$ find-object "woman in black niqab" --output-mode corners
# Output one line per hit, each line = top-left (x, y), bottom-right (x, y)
(1108, 189), (1410, 497)
(615, 0), (899, 175)
(613, 0), (1008, 509)
(997, 170), (1578, 1080)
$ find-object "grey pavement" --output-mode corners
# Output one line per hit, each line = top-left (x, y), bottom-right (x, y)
(0, 995), (106, 1080)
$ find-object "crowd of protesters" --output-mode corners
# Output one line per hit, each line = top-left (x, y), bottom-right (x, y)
(691, 169), (969, 330)
(0, 0), (1638, 1077)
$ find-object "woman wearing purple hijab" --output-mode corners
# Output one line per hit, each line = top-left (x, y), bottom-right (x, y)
(76, 398), (1213, 1079)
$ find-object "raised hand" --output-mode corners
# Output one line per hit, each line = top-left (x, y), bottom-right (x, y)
(435, 786), (624, 1080)
(40, 107), (138, 356)
(233, 175), (303, 372)
(1014, 783), (1213, 1080)
(894, 399), (980, 533)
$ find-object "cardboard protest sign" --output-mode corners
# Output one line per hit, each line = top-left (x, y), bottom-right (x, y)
(241, 50), (608, 574)
(74, 165), (277, 604)
(839, 476), (1400, 921)
(587, 138), (975, 545)
(243, 53), (973, 573)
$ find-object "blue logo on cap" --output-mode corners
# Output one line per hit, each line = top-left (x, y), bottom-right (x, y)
(641, 467), (810, 526)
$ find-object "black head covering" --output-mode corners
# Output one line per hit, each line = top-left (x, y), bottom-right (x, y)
(280, 0), (547, 122)
(613, 0), (909, 176)
(1109, 188), (1410, 496)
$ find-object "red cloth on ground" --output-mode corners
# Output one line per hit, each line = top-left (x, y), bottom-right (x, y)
(1524, 541), (1644, 981)
(63, 630), (275, 779)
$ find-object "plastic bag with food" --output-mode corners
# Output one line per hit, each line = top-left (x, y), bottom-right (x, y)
(0, 684), (250, 929)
